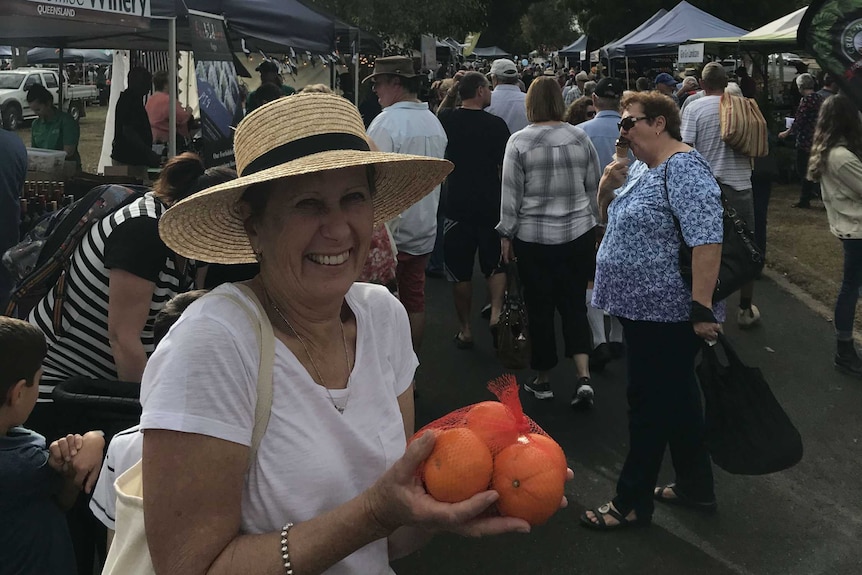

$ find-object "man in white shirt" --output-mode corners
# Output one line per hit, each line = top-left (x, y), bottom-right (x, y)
(366, 56), (448, 353)
(485, 59), (528, 134)
(681, 62), (761, 328)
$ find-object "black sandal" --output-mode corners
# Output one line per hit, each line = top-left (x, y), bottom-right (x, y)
(579, 503), (649, 531)
(654, 484), (717, 513)
(454, 332), (474, 350)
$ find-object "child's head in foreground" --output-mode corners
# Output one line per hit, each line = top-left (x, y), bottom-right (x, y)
(152, 290), (209, 347)
(0, 317), (47, 432)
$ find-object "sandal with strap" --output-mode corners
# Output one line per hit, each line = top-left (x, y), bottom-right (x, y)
(654, 484), (717, 513)
(579, 502), (650, 531)
(453, 332), (474, 350)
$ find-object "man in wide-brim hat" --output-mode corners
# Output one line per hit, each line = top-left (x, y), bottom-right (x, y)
(365, 56), (448, 358)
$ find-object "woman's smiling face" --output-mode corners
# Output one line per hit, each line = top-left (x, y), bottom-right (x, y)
(248, 166), (374, 304)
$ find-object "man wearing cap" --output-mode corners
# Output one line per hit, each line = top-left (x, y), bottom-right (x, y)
(576, 76), (627, 370)
(654, 72), (679, 105)
(681, 62), (761, 328)
(485, 59), (528, 134)
(246, 60), (296, 114)
(366, 56), (448, 355)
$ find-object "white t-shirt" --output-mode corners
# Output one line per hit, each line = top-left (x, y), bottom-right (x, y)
(89, 425), (143, 530)
(680, 95), (752, 192)
(140, 283), (418, 575)
(367, 101), (448, 255)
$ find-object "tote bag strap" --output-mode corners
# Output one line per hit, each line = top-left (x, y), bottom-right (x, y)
(715, 333), (745, 369)
(217, 284), (275, 462)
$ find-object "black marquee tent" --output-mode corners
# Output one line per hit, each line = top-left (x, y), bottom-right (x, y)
(558, 35), (587, 59)
(471, 46), (512, 58)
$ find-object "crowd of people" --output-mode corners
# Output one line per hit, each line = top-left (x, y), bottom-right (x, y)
(0, 51), (861, 573)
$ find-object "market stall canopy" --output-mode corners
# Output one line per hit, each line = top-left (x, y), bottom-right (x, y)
(471, 46), (511, 58)
(27, 48), (113, 64)
(608, 1), (746, 58)
(598, 9), (668, 60)
(558, 35), (587, 58)
(739, 6), (808, 50)
(187, 0), (335, 54)
(335, 21), (384, 55)
(4, 0), (336, 54)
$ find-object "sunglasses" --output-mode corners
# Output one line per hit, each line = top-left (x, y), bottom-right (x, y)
(617, 116), (650, 131)
(586, 110), (597, 118)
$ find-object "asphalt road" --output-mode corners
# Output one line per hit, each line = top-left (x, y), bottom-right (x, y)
(391, 273), (862, 575)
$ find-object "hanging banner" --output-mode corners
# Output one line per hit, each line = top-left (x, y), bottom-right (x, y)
(189, 12), (240, 168)
(799, 0), (862, 110)
(678, 43), (705, 64)
(9, 0), (150, 27)
(463, 32), (481, 57)
(421, 35), (437, 71)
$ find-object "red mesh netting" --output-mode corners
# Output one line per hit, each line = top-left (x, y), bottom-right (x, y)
(409, 375), (568, 526)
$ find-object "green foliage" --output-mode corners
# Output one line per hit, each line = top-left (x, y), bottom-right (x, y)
(563, 0), (811, 46)
(306, 0), (488, 41)
(520, 0), (579, 54)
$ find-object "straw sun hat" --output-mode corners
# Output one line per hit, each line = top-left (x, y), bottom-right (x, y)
(159, 93), (453, 264)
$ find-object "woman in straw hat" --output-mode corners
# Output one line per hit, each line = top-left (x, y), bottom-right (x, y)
(140, 93), (567, 574)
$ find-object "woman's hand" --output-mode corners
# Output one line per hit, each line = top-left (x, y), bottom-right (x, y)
(778, 130), (789, 139)
(365, 432), (573, 538)
(500, 238), (514, 265)
(693, 321), (722, 342)
(600, 159), (628, 190)
(597, 160), (628, 224)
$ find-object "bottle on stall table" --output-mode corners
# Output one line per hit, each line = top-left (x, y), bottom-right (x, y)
(19, 198), (29, 237)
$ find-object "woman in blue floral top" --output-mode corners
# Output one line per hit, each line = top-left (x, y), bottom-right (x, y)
(581, 91), (724, 531)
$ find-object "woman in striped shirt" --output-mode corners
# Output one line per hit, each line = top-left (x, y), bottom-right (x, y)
(27, 154), (235, 433)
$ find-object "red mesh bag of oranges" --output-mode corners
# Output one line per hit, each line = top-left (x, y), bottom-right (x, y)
(410, 375), (568, 526)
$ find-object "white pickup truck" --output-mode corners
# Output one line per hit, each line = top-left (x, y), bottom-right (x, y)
(0, 67), (99, 130)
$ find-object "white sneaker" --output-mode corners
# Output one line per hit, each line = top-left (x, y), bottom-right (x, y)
(737, 304), (761, 329)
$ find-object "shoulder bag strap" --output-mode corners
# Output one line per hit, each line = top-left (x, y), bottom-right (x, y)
(662, 152), (686, 245)
(216, 284), (275, 463)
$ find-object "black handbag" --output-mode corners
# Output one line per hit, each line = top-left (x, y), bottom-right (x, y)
(496, 262), (531, 370)
(696, 335), (803, 475)
(663, 156), (765, 302)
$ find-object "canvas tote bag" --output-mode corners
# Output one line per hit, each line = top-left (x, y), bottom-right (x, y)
(102, 284), (275, 574)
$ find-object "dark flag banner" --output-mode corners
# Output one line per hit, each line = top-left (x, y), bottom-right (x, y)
(189, 13), (241, 168)
(799, 0), (862, 110)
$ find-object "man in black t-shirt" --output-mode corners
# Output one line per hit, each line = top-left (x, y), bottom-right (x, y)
(437, 72), (510, 349)
(111, 66), (160, 168)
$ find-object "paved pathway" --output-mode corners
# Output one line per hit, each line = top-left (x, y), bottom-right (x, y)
(392, 273), (862, 575)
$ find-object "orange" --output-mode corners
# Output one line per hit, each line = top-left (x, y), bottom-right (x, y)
(524, 433), (567, 478)
(424, 428), (494, 503)
(464, 401), (519, 455)
(492, 435), (567, 526)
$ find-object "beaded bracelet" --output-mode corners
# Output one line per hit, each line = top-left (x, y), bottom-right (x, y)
(280, 522), (294, 575)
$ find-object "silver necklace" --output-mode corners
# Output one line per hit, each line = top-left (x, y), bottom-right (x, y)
(263, 287), (351, 414)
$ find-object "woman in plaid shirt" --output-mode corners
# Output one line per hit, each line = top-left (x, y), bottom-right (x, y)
(497, 76), (602, 408)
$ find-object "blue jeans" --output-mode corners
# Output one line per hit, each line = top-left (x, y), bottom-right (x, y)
(835, 239), (862, 340)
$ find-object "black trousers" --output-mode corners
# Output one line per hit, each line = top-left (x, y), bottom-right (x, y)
(752, 171), (772, 257)
(514, 232), (594, 372)
(796, 148), (820, 206)
(613, 319), (714, 521)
